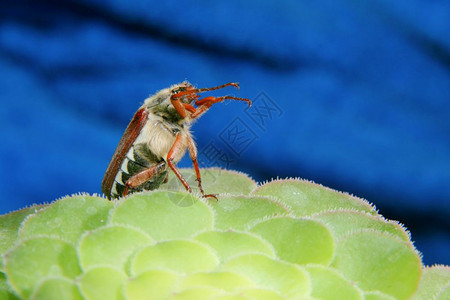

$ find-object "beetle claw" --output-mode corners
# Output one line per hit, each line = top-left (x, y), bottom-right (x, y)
(202, 194), (218, 201)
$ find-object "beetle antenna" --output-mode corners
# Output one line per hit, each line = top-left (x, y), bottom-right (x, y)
(217, 96), (252, 107)
(171, 83), (241, 100)
(196, 82), (240, 92)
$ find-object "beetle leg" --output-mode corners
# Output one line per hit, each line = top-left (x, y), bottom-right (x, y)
(170, 97), (187, 118)
(171, 89), (202, 118)
(123, 161), (166, 196)
(171, 97), (201, 118)
(182, 103), (196, 113)
(196, 95), (251, 107)
(194, 96), (216, 107)
(190, 105), (210, 120)
(167, 133), (192, 193)
(185, 134), (218, 199)
(190, 96), (251, 120)
(171, 83), (250, 119)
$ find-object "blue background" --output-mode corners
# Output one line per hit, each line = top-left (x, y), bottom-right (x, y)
(0, 1), (449, 265)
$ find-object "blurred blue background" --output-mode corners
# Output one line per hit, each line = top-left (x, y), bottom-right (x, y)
(0, 1), (449, 265)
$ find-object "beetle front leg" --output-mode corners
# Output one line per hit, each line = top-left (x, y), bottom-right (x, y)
(123, 161), (166, 196)
(170, 97), (188, 118)
(191, 96), (251, 119)
(170, 91), (198, 118)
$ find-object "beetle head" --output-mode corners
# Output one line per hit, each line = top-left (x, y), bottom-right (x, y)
(143, 82), (197, 123)
(170, 81), (197, 104)
(144, 81), (249, 123)
(144, 82), (196, 108)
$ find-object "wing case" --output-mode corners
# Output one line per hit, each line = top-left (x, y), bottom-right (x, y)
(101, 108), (149, 198)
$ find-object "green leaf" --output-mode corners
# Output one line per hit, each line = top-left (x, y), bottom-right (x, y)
(180, 272), (254, 292)
(4, 237), (81, 298)
(78, 267), (127, 300)
(364, 291), (397, 300)
(124, 270), (178, 300)
(0, 272), (19, 300)
(238, 288), (285, 300)
(110, 191), (213, 241)
(313, 210), (410, 241)
(412, 265), (450, 300)
(131, 240), (219, 276)
(332, 231), (422, 300)
(436, 284), (450, 300)
(208, 294), (253, 300)
(194, 230), (275, 262)
(0, 205), (42, 272)
(306, 265), (363, 300)
(209, 295), (250, 300)
(253, 180), (375, 217)
(250, 217), (335, 265)
(172, 287), (223, 299)
(166, 168), (257, 196)
(0, 205), (41, 253)
(210, 195), (291, 231)
(19, 196), (112, 244)
(31, 278), (82, 300)
(222, 254), (311, 298)
(78, 225), (153, 273)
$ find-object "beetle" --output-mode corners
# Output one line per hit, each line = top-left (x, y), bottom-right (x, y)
(101, 82), (251, 199)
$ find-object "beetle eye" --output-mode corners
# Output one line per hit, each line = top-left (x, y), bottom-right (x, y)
(172, 87), (186, 94)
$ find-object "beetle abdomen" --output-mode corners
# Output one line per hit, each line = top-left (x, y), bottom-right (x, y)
(110, 143), (167, 198)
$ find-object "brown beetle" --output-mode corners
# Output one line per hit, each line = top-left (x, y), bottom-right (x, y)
(101, 82), (251, 199)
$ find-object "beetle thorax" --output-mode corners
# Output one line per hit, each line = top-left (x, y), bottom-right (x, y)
(134, 114), (190, 163)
